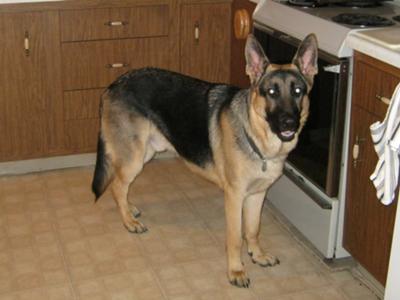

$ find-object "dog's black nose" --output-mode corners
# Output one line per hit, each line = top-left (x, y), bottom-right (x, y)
(280, 116), (296, 130)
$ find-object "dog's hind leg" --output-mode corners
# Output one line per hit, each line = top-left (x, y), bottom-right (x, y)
(128, 144), (157, 219)
(243, 192), (280, 267)
(110, 137), (149, 233)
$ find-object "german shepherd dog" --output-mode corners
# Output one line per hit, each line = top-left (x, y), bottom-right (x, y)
(92, 34), (318, 287)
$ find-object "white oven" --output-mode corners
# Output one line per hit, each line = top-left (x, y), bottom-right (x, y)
(253, 0), (400, 259)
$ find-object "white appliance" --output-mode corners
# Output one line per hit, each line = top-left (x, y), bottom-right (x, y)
(253, 0), (400, 259)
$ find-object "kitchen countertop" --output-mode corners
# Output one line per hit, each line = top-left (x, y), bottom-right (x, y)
(0, 0), (232, 12)
(346, 28), (400, 69)
(0, 0), (61, 2)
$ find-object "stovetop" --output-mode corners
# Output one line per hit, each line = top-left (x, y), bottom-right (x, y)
(253, 0), (400, 57)
(283, 1), (400, 28)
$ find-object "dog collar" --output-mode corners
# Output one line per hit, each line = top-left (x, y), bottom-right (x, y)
(243, 129), (267, 172)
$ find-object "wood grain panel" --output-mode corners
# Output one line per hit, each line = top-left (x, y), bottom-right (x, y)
(110, 5), (169, 39)
(62, 37), (171, 90)
(64, 89), (103, 120)
(0, 0), (174, 13)
(344, 52), (400, 285)
(60, 8), (111, 42)
(180, 2), (231, 83)
(0, 12), (62, 161)
(353, 52), (400, 118)
(344, 107), (397, 285)
(60, 5), (169, 42)
(42, 11), (65, 154)
(65, 119), (100, 152)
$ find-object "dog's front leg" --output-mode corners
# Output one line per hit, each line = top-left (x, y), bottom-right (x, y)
(243, 192), (280, 267)
(224, 189), (250, 288)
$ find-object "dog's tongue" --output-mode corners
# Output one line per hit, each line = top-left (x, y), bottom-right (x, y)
(281, 131), (295, 138)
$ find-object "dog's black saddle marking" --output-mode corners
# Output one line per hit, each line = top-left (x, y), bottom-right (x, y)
(107, 68), (240, 167)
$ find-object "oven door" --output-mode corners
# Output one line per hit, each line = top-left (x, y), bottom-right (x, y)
(253, 23), (349, 200)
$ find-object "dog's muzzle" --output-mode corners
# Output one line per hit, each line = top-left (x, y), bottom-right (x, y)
(278, 115), (298, 141)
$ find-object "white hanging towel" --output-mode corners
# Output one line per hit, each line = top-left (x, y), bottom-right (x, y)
(370, 82), (400, 205)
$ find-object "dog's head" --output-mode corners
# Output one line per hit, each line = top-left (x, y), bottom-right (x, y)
(245, 33), (318, 142)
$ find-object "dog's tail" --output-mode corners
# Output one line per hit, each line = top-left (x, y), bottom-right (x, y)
(91, 132), (113, 201)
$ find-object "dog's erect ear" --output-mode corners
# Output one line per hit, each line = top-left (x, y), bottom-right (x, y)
(245, 34), (269, 85)
(292, 33), (318, 82)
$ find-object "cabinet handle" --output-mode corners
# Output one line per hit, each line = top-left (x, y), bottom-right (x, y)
(352, 135), (366, 168)
(376, 94), (390, 106)
(104, 21), (128, 27)
(106, 63), (129, 68)
(194, 21), (200, 43)
(24, 31), (30, 56)
(234, 9), (250, 40)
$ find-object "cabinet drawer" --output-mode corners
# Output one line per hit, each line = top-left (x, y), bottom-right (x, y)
(60, 5), (169, 42)
(62, 37), (171, 90)
(64, 89), (103, 120)
(65, 119), (99, 152)
(353, 52), (400, 118)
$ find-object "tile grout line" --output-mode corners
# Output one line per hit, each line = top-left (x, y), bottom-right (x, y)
(0, 173), (80, 299)
(127, 222), (171, 300)
(1, 160), (378, 300)
(179, 187), (263, 300)
(42, 173), (81, 300)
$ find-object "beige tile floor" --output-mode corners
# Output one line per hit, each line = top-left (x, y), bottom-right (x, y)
(0, 158), (379, 300)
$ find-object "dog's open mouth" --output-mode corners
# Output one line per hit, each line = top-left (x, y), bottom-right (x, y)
(279, 130), (295, 141)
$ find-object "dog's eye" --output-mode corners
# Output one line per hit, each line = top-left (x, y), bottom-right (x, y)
(294, 87), (302, 96)
(267, 88), (276, 96)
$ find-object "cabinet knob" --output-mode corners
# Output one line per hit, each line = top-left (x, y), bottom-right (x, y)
(104, 21), (128, 27)
(106, 63), (129, 68)
(194, 21), (200, 43)
(352, 135), (366, 168)
(234, 9), (250, 40)
(376, 94), (390, 106)
(24, 31), (30, 57)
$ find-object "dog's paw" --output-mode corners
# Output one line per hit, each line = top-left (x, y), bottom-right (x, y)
(249, 251), (280, 267)
(130, 206), (142, 218)
(124, 220), (148, 234)
(228, 270), (250, 288)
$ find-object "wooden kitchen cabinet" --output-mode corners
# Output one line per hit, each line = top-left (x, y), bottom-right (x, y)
(344, 52), (399, 285)
(60, 2), (178, 153)
(180, 1), (231, 83)
(0, 0), (231, 161)
(0, 11), (64, 162)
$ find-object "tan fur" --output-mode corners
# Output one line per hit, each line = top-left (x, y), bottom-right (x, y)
(98, 62), (313, 287)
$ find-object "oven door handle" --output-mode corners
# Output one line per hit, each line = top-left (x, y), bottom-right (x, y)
(253, 22), (300, 47)
(284, 166), (333, 210)
(323, 64), (341, 74)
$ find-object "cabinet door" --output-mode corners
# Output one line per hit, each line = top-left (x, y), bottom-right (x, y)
(180, 3), (231, 83)
(344, 106), (397, 285)
(353, 52), (400, 116)
(0, 12), (63, 161)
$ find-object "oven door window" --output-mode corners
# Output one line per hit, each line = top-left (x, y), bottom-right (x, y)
(290, 63), (338, 194)
(254, 28), (341, 196)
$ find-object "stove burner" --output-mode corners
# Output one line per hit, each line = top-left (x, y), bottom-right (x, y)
(287, 0), (320, 7)
(286, 0), (383, 8)
(332, 13), (395, 27)
(335, 0), (381, 8)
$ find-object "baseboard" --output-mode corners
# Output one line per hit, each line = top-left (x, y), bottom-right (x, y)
(0, 151), (177, 176)
(352, 264), (385, 299)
